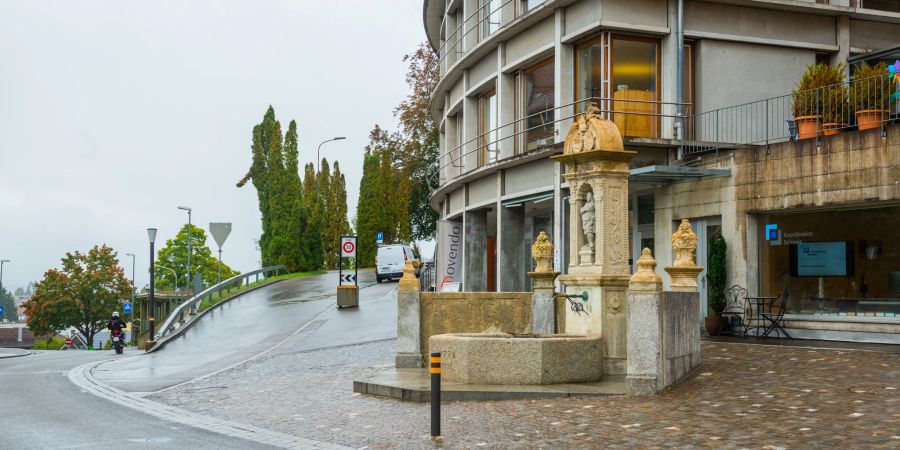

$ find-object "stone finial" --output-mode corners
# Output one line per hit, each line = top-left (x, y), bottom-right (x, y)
(398, 259), (419, 291)
(629, 248), (662, 292)
(531, 231), (554, 273)
(563, 102), (624, 155)
(672, 219), (699, 267)
(664, 219), (704, 292)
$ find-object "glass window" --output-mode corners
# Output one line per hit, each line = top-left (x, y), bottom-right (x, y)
(637, 195), (654, 225)
(758, 206), (900, 318)
(521, 0), (544, 14)
(481, 0), (500, 38)
(521, 59), (555, 153)
(575, 37), (604, 112)
(611, 36), (659, 138)
(479, 89), (498, 166)
(455, 113), (464, 175)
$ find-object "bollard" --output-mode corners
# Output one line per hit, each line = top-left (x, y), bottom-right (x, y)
(430, 352), (441, 437)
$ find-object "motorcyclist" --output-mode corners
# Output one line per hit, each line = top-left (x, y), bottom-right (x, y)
(107, 311), (127, 334)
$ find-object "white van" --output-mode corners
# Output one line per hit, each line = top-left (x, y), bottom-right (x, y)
(375, 244), (418, 283)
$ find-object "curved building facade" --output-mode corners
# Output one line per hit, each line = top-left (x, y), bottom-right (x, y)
(424, 0), (900, 342)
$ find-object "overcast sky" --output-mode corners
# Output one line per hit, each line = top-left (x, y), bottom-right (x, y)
(0, 1), (425, 293)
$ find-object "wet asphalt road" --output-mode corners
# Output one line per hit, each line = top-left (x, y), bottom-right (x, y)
(0, 270), (399, 449)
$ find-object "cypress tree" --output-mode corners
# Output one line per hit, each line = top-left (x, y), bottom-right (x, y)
(355, 128), (389, 266)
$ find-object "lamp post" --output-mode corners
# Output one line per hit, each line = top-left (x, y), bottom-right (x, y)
(125, 253), (136, 347)
(154, 264), (179, 292)
(147, 228), (157, 344)
(0, 259), (9, 295)
(177, 206), (192, 294)
(315, 137), (345, 197)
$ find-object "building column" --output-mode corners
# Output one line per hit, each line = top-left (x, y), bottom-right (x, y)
(500, 204), (525, 291)
(833, 15), (850, 81)
(554, 8), (574, 140)
(464, 209), (488, 291)
(497, 43), (517, 159)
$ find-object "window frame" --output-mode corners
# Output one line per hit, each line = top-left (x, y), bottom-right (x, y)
(517, 57), (555, 155)
(609, 33), (661, 138)
(478, 87), (498, 167)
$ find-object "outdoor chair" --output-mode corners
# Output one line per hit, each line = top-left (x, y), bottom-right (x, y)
(759, 289), (792, 340)
(721, 285), (750, 336)
(786, 119), (799, 142)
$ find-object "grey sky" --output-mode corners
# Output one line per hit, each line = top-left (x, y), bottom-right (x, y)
(0, 1), (424, 292)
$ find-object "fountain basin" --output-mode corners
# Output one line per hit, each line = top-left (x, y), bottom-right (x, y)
(429, 333), (603, 385)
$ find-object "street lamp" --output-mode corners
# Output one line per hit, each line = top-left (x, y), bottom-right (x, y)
(177, 206), (192, 295)
(316, 137), (345, 197)
(125, 253), (136, 347)
(147, 228), (157, 343)
(0, 259), (9, 294)
(154, 264), (179, 292)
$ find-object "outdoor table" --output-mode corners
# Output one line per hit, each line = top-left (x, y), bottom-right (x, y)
(745, 296), (778, 337)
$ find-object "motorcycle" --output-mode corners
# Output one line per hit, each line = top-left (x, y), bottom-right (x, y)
(110, 329), (125, 354)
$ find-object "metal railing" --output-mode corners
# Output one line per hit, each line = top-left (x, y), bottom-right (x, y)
(154, 265), (287, 341)
(683, 73), (899, 156)
(435, 96), (691, 187)
(435, 0), (515, 73)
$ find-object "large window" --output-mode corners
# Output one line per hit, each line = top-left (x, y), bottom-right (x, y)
(479, 89), (498, 166)
(575, 37), (604, 112)
(520, 0), (544, 14)
(455, 113), (464, 175)
(519, 58), (555, 153)
(481, 0), (500, 39)
(611, 35), (660, 138)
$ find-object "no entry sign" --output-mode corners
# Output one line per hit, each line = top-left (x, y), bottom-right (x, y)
(341, 236), (357, 257)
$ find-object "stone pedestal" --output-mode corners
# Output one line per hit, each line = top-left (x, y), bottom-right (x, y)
(552, 105), (636, 376)
(396, 261), (423, 368)
(528, 271), (560, 334)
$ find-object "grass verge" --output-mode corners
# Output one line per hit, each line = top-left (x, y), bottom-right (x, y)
(196, 270), (328, 313)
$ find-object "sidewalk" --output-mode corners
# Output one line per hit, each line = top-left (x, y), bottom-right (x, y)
(0, 348), (31, 359)
(150, 337), (900, 449)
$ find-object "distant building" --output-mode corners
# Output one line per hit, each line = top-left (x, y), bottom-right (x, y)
(425, 0), (900, 343)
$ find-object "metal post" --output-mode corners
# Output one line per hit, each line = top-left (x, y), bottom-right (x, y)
(430, 352), (441, 437)
(187, 210), (192, 294)
(149, 240), (156, 341)
(217, 249), (222, 285)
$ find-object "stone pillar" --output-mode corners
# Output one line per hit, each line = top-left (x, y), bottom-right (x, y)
(553, 104), (636, 375)
(464, 209), (487, 292)
(528, 231), (560, 334)
(396, 261), (423, 368)
(626, 248), (664, 395)
(500, 204), (525, 292)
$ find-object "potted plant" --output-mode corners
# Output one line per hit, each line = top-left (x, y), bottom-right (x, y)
(705, 233), (727, 336)
(851, 62), (894, 131)
(821, 63), (848, 136)
(792, 64), (827, 139)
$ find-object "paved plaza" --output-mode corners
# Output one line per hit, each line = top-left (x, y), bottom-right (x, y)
(150, 338), (900, 449)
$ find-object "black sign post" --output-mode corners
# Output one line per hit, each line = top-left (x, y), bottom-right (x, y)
(337, 236), (359, 308)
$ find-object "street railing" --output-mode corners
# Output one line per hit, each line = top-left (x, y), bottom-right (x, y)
(154, 265), (287, 341)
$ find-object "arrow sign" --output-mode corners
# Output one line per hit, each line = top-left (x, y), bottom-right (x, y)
(340, 273), (356, 285)
(123, 302), (133, 315)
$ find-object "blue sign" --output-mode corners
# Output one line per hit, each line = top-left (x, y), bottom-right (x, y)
(0, 305), (4, 316)
(376, 231), (384, 244)
(123, 302), (133, 314)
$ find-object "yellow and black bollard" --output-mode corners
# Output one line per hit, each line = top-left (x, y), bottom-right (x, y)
(430, 352), (441, 437)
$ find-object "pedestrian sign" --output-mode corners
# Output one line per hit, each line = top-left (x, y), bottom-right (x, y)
(376, 231), (384, 245)
(0, 305), (4, 316)
(123, 302), (133, 314)
(341, 236), (357, 257)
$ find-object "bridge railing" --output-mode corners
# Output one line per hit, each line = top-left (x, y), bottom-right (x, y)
(154, 265), (287, 341)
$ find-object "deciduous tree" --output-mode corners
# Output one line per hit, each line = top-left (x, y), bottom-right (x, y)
(154, 225), (239, 291)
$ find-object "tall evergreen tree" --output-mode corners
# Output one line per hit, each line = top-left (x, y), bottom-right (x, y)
(299, 163), (324, 270)
(355, 127), (391, 266)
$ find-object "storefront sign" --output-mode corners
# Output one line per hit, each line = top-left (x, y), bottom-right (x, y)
(437, 220), (462, 287)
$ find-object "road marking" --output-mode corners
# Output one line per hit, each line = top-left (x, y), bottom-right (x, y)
(70, 360), (350, 450)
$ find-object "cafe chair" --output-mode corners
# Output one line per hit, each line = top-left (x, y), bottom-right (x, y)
(760, 289), (792, 340)
(721, 285), (750, 336)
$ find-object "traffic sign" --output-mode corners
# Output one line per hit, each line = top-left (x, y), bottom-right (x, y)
(341, 236), (357, 257)
(376, 231), (384, 245)
(123, 302), (133, 314)
(340, 273), (357, 285)
(0, 305), (4, 316)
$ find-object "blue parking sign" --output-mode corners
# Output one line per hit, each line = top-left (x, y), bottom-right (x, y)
(376, 231), (384, 244)
(123, 302), (132, 314)
(0, 305), (4, 316)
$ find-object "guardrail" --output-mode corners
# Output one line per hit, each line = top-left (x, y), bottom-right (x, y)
(154, 265), (287, 341)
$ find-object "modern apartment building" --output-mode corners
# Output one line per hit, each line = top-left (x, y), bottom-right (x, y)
(425, 0), (900, 342)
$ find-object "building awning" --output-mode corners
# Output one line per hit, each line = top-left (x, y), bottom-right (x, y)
(502, 191), (554, 207)
(629, 165), (731, 184)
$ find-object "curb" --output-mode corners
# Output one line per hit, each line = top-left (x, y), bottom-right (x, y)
(0, 349), (32, 359)
(70, 359), (351, 450)
(149, 278), (288, 353)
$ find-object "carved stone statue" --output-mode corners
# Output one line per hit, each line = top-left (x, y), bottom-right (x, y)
(672, 219), (699, 267)
(580, 191), (596, 252)
(530, 231), (553, 273)
(562, 102), (625, 155)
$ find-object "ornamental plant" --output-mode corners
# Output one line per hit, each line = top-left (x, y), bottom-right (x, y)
(707, 234), (727, 316)
(792, 63), (845, 118)
(851, 62), (895, 112)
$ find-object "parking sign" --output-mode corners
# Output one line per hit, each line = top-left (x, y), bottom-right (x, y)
(376, 231), (384, 245)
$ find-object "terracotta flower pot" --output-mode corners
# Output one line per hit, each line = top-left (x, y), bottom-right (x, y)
(856, 109), (886, 131)
(705, 316), (726, 337)
(795, 115), (821, 139)
(822, 123), (846, 136)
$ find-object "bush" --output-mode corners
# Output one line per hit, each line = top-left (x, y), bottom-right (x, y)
(852, 62), (894, 112)
(707, 234), (727, 316)
(32, 336), (67, 350)
(792, 63), (845, 118)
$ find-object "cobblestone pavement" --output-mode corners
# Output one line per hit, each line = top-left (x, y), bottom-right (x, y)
(151, 340), (900, 449)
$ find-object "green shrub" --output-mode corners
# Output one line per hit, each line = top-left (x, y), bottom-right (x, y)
(792, 63), (845, 118)
(32, 336), (67, 350)
(707, 234), (727, 316)
(851, 62), (894, 112)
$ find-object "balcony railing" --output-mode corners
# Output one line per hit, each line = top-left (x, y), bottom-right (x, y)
(435, 0), (517, 74)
